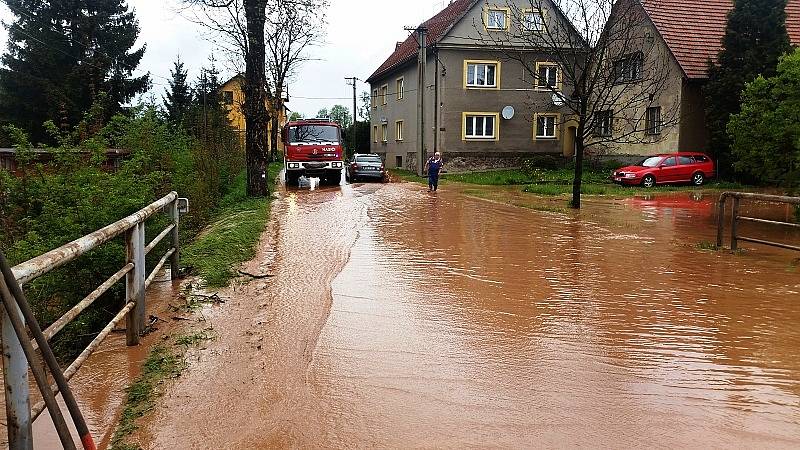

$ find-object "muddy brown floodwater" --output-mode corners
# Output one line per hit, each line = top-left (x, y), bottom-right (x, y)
(74, 183), (800, 447)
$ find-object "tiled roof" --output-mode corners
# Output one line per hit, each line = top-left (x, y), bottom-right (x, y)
(366, 0), (477, 83)
(642, 0), (800, 79)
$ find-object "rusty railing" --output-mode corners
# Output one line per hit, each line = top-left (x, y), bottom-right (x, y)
(2, 191), (188, 448)
(716, 192), (800, 252)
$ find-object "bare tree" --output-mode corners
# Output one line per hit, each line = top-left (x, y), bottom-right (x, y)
(182, 0), (326, 190)
(265, 0), (328, 161)
(183, 0), (270, 197)
(472, 0), (678, 208)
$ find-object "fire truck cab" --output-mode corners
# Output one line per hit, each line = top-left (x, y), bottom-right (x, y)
(282, 119), (345, 186)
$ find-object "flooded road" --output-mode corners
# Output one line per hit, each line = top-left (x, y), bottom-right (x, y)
(135, 182), (800, 448)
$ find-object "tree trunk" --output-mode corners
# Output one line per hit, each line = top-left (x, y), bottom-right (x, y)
(270, 113), (279, 162)
(571, 128), (585, 209)
(243, 0), (270, 197)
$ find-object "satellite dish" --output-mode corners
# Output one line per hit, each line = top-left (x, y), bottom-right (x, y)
(552, 92), (565, 107)
(501, 106), (515, 120)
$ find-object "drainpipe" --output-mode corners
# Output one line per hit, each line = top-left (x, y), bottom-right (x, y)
(433, 46), (439, 154)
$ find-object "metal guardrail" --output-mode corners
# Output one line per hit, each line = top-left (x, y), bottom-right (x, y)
(2, 191), (188, 449)
(716, 192), (800, 252)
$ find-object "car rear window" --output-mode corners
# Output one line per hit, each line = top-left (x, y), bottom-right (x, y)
(679, 156), (694, 165)
(356, 156), (382, 164)
(694, 155), (709, 162)
(662, 157), (677, 167)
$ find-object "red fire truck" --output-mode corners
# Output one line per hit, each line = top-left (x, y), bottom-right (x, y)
(282, 118), (345, 186)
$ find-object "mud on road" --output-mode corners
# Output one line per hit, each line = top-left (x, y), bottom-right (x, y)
(132, 181), (800, 448)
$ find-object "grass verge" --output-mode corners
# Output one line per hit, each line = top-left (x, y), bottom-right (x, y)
(109, 328), (214, 450)
(182, 163), (281, 287)
(391, 167), (746, 197)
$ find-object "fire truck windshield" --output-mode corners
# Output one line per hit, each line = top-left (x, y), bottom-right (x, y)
(288, 125), (340, 144)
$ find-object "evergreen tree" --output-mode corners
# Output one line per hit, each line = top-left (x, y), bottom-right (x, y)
(163, 56), (193, 127)
(0, 0), (149, 143)
(704, 0), (791, 178)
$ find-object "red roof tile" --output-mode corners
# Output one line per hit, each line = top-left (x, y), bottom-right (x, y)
(642, 0), (800, 79)
(366, 0), (477, 83)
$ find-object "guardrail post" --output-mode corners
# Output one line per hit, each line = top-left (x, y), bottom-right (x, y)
(1, 305), (33, 449)
(125, 222), (145, 345)
(170, 198), (180, 280)
(717, 195), (727, 249)
(731, 197), (740, 251)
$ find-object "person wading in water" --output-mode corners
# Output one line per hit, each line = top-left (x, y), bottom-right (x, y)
(425, 152), (444, 192)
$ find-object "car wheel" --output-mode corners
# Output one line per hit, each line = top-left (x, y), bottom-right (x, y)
(692, 172), (705, 186)
(642, 175), (656, 188)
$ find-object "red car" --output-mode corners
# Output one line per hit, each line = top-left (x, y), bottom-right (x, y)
(612, 152), (716, 188)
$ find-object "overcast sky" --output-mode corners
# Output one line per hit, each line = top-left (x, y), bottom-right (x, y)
(0, 0), (450, 117)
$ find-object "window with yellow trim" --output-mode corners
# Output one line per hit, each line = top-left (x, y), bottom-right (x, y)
(380, 85), (388, 105)
(485, 7), (509, 30)
(535, 114), (559, 139)
(395, 120), (404, 141)
(536, 62), (559, 90)
(373, 125), (378, 143)
(372, 89), (378, 109)
(381, 123), (388, 142)
(464, 113), (498, 140)
(466, 62), (498, 88)
(396, 78), (404, 100)
(522, 6), (546, 32)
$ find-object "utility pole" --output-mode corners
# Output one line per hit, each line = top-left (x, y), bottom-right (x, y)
(345, 77), (359, 127)
(414, 26), (427, 176)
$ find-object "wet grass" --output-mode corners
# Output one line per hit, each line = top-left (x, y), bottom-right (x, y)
(110, 330), (215, 450)
(697, 241), (721, 251)
(183, 163), (281, 287)
(110, 345), (183, 450)
(391, 168), (745, 197)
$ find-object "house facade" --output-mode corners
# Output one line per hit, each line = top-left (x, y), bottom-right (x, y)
(604, 0), (800, 157)
(366, 0), (583, 171)
(219, 75), (289, 154)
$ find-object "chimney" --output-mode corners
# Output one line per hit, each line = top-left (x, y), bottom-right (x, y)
(396, 41), (403, 50)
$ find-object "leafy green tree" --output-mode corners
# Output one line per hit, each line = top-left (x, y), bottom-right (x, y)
(163, 56), (193, 127)
(704, 0), (791, 178)
(289, 111), (303, 121)
(728, 48), (800, 188)
(0, 0), (149, 143)
(328, 104), (352, 129)
(343, 121), (370, 159)
(317, 108), (329, 119)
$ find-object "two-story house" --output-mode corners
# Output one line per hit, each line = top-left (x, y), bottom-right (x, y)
(219, 74), (289, 154)
(366, 0), (584, 171)
(602, 0), (800, 157)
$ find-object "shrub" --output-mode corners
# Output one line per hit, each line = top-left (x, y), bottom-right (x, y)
(0, 103), (243, 362)
(728, 48), (800, 188)
(522, 155), (562, 175)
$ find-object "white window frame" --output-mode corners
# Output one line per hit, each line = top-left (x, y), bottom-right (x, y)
(373, 125), (378, 143)
(465, 60), (500, 88)
(463, 112), (500, 141)
(396, 78), (404, 100)
(381, 123), (388, 142)
(372, 89), (378, 109)
(522, 7), (546, 32)
(380, 85), (388, 105)
(485, 7), (509, 30)
(535, 62), (560, 91)
(395, 120), (404, 141)
(534, 113), (560, 140)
